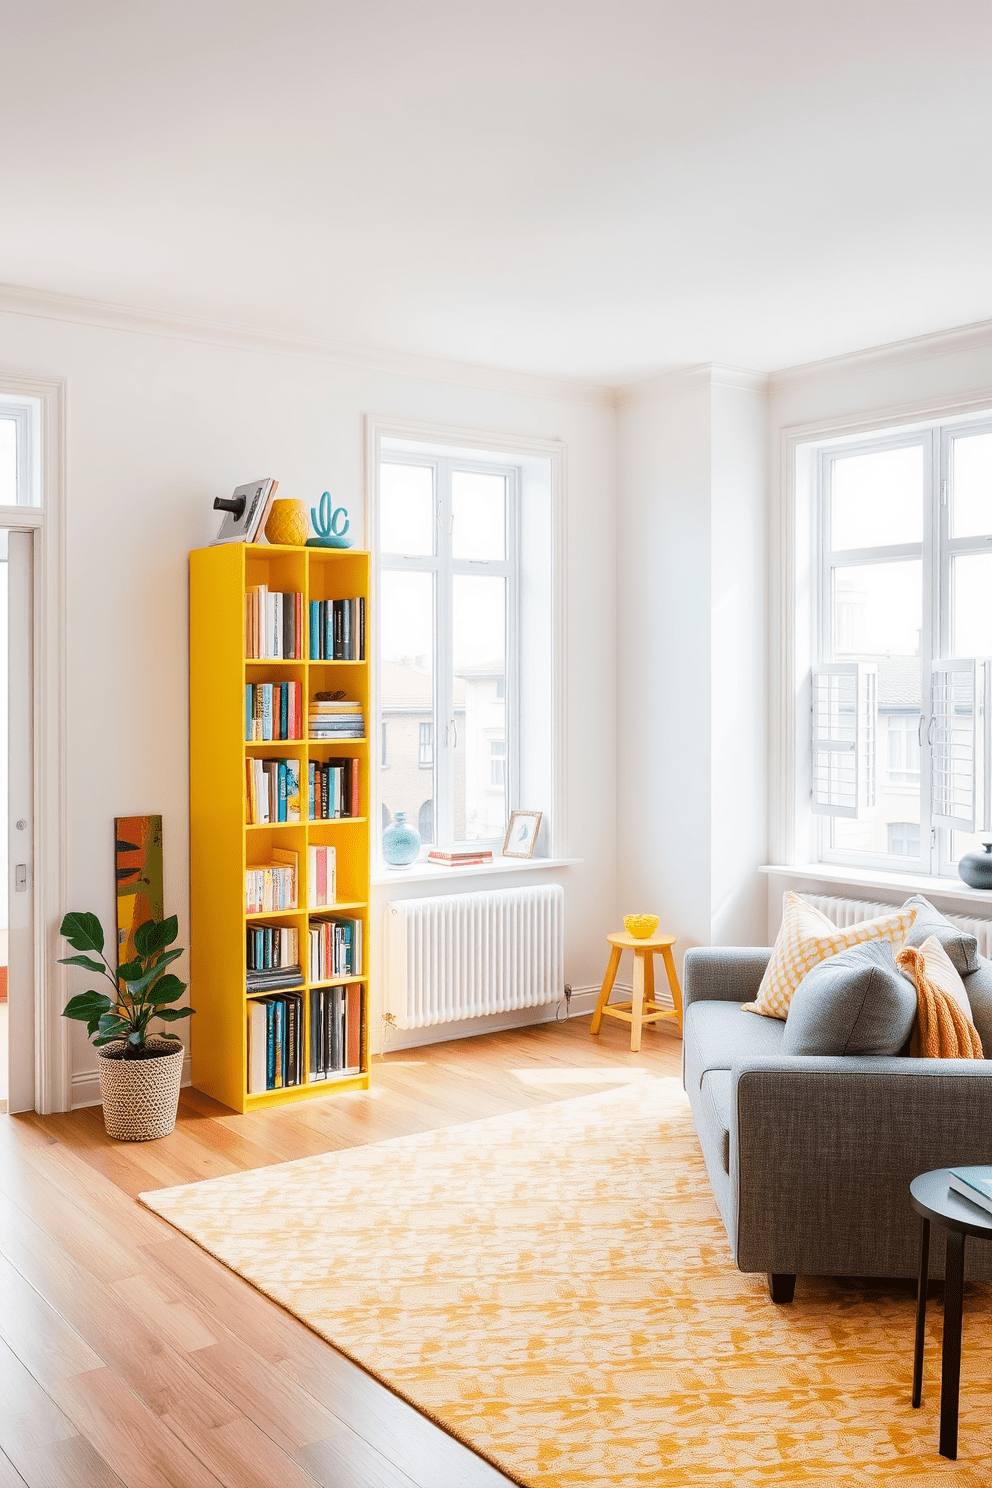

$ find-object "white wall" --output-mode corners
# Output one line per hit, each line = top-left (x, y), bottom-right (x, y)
(0, 302), (618, 1106)
(616, 368), (768, 961)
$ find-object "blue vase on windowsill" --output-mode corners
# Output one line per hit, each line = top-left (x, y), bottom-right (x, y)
(382, 811), (421, 868)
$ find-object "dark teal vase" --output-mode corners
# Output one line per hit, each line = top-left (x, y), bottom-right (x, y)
(959, 842), (992, 890)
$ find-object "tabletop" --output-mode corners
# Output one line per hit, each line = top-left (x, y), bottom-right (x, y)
(910, 1169), (992, 1241)
(607, 931), (677, 950)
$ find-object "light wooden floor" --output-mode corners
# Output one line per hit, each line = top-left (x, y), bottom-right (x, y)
(0, 1012), (682, 1488)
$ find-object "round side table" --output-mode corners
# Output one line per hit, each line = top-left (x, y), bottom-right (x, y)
(590, 931), (683, 1052)
(909, 1168), (992, 1461)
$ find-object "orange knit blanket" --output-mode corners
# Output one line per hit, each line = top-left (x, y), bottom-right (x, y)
(896, 945), (984, 1059)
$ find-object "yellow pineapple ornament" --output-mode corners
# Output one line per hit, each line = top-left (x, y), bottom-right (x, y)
(264, 498), (309, 547)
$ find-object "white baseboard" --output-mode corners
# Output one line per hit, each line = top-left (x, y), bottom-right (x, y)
(70, 1054), (193, 1111)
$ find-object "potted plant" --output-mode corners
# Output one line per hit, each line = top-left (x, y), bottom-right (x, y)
(59, 910), (193, 1141)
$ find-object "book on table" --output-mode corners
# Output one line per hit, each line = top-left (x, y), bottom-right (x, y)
(948, 1167), (992, 1215)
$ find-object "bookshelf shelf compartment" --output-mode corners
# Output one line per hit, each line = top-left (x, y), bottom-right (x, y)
(191, 542), (371, 1113)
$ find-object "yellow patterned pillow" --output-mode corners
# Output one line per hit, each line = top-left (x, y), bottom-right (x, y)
(745, 892), (917, 1020)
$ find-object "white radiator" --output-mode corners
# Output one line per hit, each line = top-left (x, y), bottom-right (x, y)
(386, 884), (565, 1029)
(800, 893), (992, 959)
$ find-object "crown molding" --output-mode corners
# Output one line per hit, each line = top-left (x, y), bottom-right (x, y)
(614, 362), (769, 410)
(0, 282), (615, 409)
(769, 316), (992, 391)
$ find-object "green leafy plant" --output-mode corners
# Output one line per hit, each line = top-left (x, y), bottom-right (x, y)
(59, 911), (193, 1057)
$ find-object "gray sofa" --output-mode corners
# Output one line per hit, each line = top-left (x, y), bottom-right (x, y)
(683, 946), (992, 1302)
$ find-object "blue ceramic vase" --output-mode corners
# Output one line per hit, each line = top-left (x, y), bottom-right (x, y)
(382, 810), (421, 868)
(958, 842), (992, 890)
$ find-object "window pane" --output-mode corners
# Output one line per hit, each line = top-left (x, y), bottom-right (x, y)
(452, 472), (505, 561)
(832, 561), (922, 657)
(830, 560), (922, 862)
(380, 464), (435, 556)
(379, 569), (434, 847)
(453, 575), (505, 841)
(951, 431), (992, 539)
(952, 553), (992, 657)
(830, 446), (923, 550)
(0, 420), (16, 505)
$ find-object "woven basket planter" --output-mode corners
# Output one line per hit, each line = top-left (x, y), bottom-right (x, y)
(97, 1036), (184, 1141)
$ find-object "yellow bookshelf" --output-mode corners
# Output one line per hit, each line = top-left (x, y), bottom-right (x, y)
(189, 541), (371, 1113)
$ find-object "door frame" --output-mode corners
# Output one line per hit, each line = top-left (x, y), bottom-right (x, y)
(0, 373), (67, 1113)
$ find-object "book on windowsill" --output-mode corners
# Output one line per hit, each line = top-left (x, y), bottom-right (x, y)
(428, 857), (493, 868)
(948, 1167), (992, 1216)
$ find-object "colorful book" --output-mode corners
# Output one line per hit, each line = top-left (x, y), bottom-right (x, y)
(949, 1168), (992, 1215)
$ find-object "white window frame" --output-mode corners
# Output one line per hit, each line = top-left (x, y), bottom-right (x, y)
(374, 449), (520, 855)
(775, 396), (992, 881)
(365, 416), (566, 868)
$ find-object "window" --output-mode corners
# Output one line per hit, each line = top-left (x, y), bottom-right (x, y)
(489, 739), (506, 787)
(381, 722), (388, 768)
(0, 395), (41, 507)
(378, 451), (516, 851)
(886, 713), (921, 786)
(887, 822), (920, 857)
(809, 416), (992, 876)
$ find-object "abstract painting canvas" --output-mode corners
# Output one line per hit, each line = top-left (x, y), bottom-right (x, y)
(115, 815), (164, 966)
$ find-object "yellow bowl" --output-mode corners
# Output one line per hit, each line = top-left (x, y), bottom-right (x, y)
(624, 913), (660, 939)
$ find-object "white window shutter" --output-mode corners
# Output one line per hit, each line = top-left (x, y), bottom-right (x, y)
(930, 658), (992, 832)
(811, 663), (877, 817)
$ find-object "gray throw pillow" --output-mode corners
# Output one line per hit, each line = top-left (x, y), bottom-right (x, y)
(902, 894), (980, 976)
(782, 940), (917, 1057)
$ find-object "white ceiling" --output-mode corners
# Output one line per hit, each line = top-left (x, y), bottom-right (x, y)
(4, 1), (992, 384)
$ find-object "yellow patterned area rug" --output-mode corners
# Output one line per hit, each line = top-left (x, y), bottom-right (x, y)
(141, 1078), (992, 1486)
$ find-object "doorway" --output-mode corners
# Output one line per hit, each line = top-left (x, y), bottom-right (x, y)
(2, 530), (34, 1114)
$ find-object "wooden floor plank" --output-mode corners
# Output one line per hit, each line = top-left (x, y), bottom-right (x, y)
(14, 1436), (126, 1488)
(0, 1451), (27, 1488)
(0, 1016), (680, 1488)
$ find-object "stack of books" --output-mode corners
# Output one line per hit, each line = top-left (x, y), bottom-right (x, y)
(247, 992), (304, 1093)
(949, 1168), (992, 1215)
(245, 587), (304, 659)
(309, 984), (363, 1081)
(245, 681), (303, 741)
(246, 925), (302, 993)
(309, 916), (363, 980)
(309, 697), (364, 739)
(246, 757), (301, 824)
(245, 848), (298, 913)
(307, 845), (336, 908)
(428, 848), (494, 868)
(309, 758), (359, 819)
(309, 597), (365, 661)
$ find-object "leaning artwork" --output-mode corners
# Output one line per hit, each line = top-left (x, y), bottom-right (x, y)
(115, 815), (164, 965)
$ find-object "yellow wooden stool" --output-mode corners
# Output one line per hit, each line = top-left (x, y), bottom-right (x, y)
(590, 931), (684, 1052)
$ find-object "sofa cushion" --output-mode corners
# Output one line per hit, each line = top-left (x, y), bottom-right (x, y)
(782, 939), (917, 1056)
(963, 957), (992, 1055)
(744, 891), (917, 1020)
(902, 894), (980, 977)
(683, 998), (786, 1097)
(699, 1069), (733, 1175)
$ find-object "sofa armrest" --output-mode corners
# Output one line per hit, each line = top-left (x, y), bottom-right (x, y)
(683, 946), (772, 1011)
(730, 1055), (992, 1277)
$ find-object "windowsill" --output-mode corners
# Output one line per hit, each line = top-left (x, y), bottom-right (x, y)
(761, 862), (992, 906)
(373, 856), (581, 887)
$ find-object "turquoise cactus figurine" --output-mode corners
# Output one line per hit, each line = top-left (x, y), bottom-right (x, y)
(306, 491), (354, 548)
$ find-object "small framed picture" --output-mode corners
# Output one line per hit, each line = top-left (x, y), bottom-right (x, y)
(502, 809), (543, 859)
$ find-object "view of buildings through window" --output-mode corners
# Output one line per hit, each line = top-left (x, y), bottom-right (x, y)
(817, 421), (992, 874)
(378, 453), (514, 853)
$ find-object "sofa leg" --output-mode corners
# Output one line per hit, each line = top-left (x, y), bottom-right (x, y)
(768, 1273), (797, 1304)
